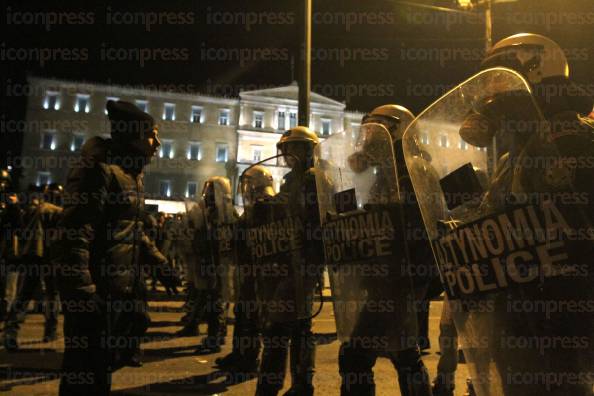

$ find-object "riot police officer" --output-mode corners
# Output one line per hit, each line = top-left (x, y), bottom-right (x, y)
(335, 106), (433, 396)
(255, 126), (322, 396)
(3, 183), (63, 350)
(364, 105), (436, 351)
(404, 34), (594, 396)
(479, 33), (594, 396)
(53, 100), (180, 396)
(215, 165), (275, 374)
(193, 176), (238, 354)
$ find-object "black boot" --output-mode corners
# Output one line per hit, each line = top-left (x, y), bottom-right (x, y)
(215, 352), (239, 368)
(126, 348), (143, 368)
(3, 329), (18, 351)
(282, 384), (313, 396)
(175, 325), (199, 337)
(394, 349), (433, 396)
(194, 336), (223, 355)
(43, 325), (57, 342)
(286, 321), (315, 396)
(464, 378), (476, 396)
(0, 299), (7, 323)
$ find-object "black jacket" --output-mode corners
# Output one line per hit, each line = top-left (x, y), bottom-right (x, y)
(54, 137), (172, 301)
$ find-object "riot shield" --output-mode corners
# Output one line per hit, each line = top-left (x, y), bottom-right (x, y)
(314, 123), (418, 351)
(403, 67), (594, 395)
(240, 156), (317, 326)
(201, 177), (238, 302)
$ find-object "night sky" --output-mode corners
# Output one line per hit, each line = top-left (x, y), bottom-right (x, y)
(3, 0), (594, 169)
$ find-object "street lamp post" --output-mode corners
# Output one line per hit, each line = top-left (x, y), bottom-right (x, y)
(298, 0), (312, 128)
(484, 0), (493, 52)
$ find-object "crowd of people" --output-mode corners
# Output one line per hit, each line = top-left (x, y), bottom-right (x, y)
(1, 32), (593, 396)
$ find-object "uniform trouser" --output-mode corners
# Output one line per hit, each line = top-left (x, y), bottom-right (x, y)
(414, 285), (430, 350)
(0, 258), (21, 320)
(256, 318), (315, 395)
(436, 296), (458, 390)
(231, 296), (261, 361)
(339, 343), (432, 396)
(0, 259), (6, 318)
(59, 300), (111, 396)
(491, 302), (593, 396)
(59, 296), (150, 396)
(5, 256), (59, 335)
(416, 299), (430, 349)
(193, 288), (227, 344)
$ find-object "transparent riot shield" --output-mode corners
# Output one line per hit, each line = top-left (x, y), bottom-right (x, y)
(314, 123), (418, 351)
(201, 177), (238, 302)
(240, 155), (317, 326)
(403, 67), (594, 395)
(213, 221), (237, 302)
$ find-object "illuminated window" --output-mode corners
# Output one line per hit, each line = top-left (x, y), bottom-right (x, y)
(459, 138), (468, 151)
(439, 135), (449, 148)
(252, 145), (262, 162)
(420, 133), (430, 145)
(186, 182), (197, 198)
(71, 135), (85, 152)
(219, 109), (230, 126)
(187, 142), (202, 160)
(36, 172), (51, 187)
(74, 94), (90, 113)
(253, 111), (264, 128)
(321, 118), (331, 136)
(43, 91), (60, 110)
(159, 180), (172, 198)
(135, 100), (148, 112)
(41, 131), (56, 150)
(277, 111), (286, 130)
(159, 140), (174, 159)
(163, 103), (175, 121)
(216, 144), (228, 162)
(350, 123), (360, 139)
(191, 106), (203, 123)
(105, 96), (119, 114)
(289, 112), (297, 128)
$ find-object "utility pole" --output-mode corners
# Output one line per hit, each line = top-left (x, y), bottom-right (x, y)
(298, 0), (312, 128)
(484, 0), (493, 52)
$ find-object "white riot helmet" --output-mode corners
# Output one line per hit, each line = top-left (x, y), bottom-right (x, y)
(362, 104), (415, 141)
(240, 165), (275, 207)
(202, 176), (235, 224)
(482, 33), (569, 85)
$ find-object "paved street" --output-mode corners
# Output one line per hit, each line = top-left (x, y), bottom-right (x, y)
(1, 298), (469, 395)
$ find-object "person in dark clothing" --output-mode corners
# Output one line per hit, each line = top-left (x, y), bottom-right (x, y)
(53, 100), (180, 396)
(3, 183), (63, 350)
(0, 169), (22, 323)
